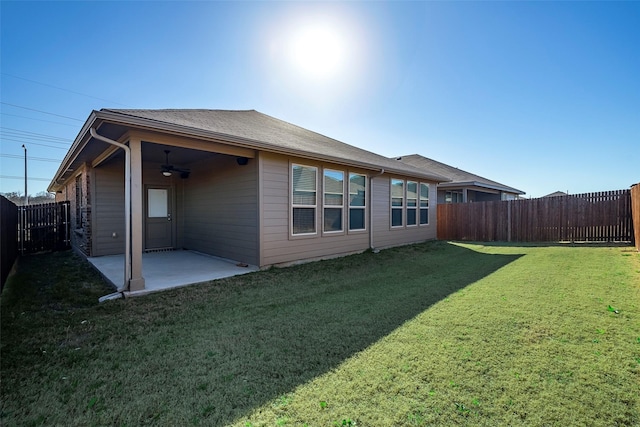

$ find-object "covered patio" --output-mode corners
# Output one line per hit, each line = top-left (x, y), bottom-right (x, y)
(88, 250), (259, 297)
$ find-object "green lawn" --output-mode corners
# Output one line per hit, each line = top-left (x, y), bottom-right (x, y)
(1, 242), (638, 426)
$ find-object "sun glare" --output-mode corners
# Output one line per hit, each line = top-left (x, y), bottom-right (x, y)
(263, 8), (374, 110)
(290, 25), (346, 79)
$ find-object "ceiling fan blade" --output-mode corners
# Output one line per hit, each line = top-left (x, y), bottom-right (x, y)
(160, 149), (189, 177)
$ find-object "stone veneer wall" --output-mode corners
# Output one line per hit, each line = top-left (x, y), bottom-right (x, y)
(56, 164), (92, 256)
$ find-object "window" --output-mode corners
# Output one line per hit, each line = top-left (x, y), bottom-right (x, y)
(292, 164), (317, 235)
(75, 175), (82, 228)
(390, 179), (431, 229)
(446, 191), (463, 203)
(349, 173), (366, 231)
(391, 179), (404, 227)
(148, 189), (168, 218)
(420, 183), (429, 225)
(407, 181), (418, 226)
(323, 169), (344, 232)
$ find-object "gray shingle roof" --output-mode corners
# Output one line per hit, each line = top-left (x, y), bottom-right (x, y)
(543, 191), (568, 197)
(394, 154), (524, 195)
(101, 109), (450, 182)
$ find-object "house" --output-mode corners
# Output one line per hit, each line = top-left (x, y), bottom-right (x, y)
(48, 109), (449, 292)
(394, 154), (525, 203)
(543, 191), (568, 198)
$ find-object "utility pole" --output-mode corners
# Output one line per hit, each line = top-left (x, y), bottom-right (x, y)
(22, 144), (28, 206)
(21, 144), (27, 255)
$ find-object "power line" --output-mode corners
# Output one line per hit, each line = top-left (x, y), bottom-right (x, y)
(0, 102), (84, 122)
(0, 112), (79, 127)
(0, 131), (72, 146)
(1, 127), (71, 142)
(1, 175), (52, 182)
(0, 127), (73, 147)
(1, 154), (62, 163)
(1, 134), (71, 146)
(0, 139), (70, 149)
(1, 73), (133, 107)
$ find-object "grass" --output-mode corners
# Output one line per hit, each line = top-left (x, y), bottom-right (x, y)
(1, 242), (639, 426)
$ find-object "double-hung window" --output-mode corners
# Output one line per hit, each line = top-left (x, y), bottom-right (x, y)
(349, 173), (366, 231)
(420, 183), (429, 225)
(292, 164), (317, 235)
(391, 179), (404, 227)
(406, 181), (418, 226)
(390, 179), (431, 229)
(323, 169), (344, 233)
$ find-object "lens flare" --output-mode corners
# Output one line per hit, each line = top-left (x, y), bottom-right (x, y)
(290, 25), (346, 79)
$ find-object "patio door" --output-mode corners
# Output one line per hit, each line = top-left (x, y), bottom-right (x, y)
(145, 186), (174, 250)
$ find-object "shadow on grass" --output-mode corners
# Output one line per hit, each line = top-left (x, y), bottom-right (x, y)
(113, 241), (522, 425)
(458, 240), (635, 248)
(1, 241), (522, 425)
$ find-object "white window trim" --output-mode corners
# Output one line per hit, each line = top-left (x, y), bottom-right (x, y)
(406, 180), (418, 228)
(322, 168), (345, 235)
(390, 178), (405, 229)
(419, 182), (430, 226)
(348, 172), (367, 232)
(291, 163), (318, 237)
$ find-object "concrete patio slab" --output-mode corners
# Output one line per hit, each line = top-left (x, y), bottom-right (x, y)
(87, 250), (259, 297)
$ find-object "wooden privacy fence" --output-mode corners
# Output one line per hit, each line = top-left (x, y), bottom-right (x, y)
(437, 189), (634, 243)
(18, 201), (71, 255)
(632, 183), (640, 251)
(1, 196), (19, 290)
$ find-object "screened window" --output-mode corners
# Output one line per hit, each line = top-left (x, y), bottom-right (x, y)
(420, 183), (429, 225)
(292, 164), (317, 235)
(349, 173), (366, 231)
(446, 191), (463, 203)
(407, 181), (418, 226)
(391, 178), (404, 227)
(323, 169), (344, 233)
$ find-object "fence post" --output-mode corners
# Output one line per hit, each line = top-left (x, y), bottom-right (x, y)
(632, 183), (640, 251)
(507, 200), (512, 242)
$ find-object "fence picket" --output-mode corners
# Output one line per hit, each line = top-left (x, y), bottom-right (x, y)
(17, 201), (71, 254)
(437, 190), (634, 243)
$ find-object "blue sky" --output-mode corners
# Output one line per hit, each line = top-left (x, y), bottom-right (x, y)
(1, 1), (638, 198)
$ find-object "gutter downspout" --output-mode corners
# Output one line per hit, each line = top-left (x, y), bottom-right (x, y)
(369, 169), (385, 252)
(90, 128), (131, 293)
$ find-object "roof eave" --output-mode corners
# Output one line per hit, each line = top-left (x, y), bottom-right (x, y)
(48, 109), (454, 189)
(47, 111), (101, 192)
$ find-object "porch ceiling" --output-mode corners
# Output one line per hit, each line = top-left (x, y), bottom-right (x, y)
(141, 142), (218, 165)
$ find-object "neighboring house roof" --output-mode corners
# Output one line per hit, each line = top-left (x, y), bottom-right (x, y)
(61, 109), (448, 182)
(543, 191), (568, 197)
(394, 154), (525, 195)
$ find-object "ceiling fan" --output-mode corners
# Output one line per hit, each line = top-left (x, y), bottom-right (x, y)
(161, 150), (190, 178)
